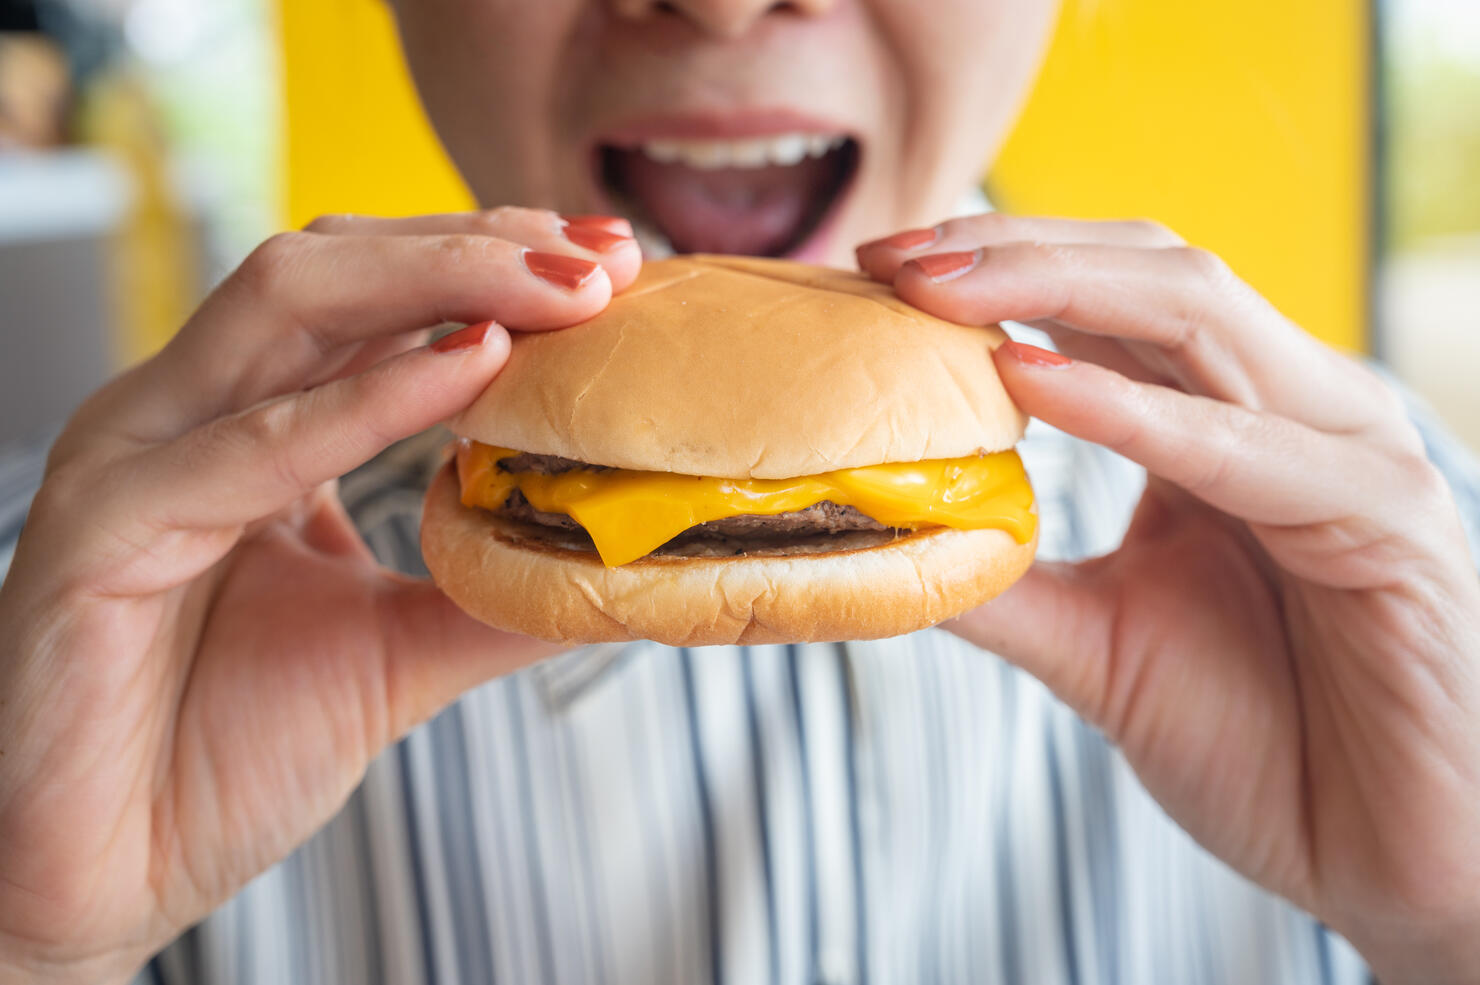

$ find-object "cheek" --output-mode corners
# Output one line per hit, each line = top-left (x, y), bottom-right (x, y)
(393, 0), (591, 201)
(862, 0), (1059, 209)
(880, 0), (1056, 115)
(400, 0), (572, 111)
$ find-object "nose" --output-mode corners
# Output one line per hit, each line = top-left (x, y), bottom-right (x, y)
(609, 0), (837, 40)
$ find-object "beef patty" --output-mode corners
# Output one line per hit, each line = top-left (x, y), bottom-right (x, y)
(493, 452), (897, 553)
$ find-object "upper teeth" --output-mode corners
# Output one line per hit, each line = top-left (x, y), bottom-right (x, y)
(639, 133), (847, 170)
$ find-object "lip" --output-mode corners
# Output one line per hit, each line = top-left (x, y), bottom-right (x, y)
(589, 108), (863, 262)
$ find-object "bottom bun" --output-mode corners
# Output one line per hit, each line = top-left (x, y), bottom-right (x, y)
(421, 462), (1037, 647)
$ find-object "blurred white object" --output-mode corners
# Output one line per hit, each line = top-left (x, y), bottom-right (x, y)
(0, 147), (130, 242)
(1382, 237), (1480, 453)
(0, 148), (133, 442)
(124, 0), (210, 64)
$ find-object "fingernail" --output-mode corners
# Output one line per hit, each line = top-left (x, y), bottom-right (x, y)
(431, 321), (496, 354)
(909, 250), (980, 283)
(524, 251), (601, 290)
(561, 213), (633, 235)
(865, 227), (940, 252)
(999, 340), (1072, 368)
(563, 224), (634, 253)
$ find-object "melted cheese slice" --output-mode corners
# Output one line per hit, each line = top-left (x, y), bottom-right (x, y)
(457, 441), (1036, 567)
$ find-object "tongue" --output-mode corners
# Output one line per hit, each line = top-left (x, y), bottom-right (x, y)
(611, 148), (836, 256)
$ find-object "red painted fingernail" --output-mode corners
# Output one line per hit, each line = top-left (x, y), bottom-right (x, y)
(1000, 340), (1072, 368)
(562, 213), (633, 235)
(865, 227), (940, 252)
(909, 250), (979, 283)
(431, 321), (495, 354)
(524, 251), (601, 290)
(563, 224), (634, 253)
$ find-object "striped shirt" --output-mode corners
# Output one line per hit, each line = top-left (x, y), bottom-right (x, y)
(3, 373), (1479, 985)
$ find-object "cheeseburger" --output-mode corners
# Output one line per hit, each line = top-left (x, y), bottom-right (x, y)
(422, 255), (1037, 646)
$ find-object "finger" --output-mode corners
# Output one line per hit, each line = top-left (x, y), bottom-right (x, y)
(375, 576), (567, 741)
(855, 213), (1184, 282)
(993, 341), (1395, 526)
(1024, 329), (1175, 388)
(892, 242), (1391, 437)
(279, 212), (642, 399)
(304, 208), (641, 290)
(141, 230), (617, 429)
(944, 559), (1115, 725)
(308, 208), (634, 240)
(314, 333), (430, 387)
(286, 481), (378, 563)
(58, 332), (437, 469)
(122, 323), (512, 535)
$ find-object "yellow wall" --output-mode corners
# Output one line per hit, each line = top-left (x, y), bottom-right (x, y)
(279, 0), (471, 224)
(279, 0), (1370, 351)
(992, 1), (1370, 352)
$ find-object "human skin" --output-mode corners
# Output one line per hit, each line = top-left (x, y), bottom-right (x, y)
(2, 1), (1479, 984)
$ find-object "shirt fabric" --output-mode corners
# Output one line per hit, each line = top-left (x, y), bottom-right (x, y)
(4, 356), (1480, 985)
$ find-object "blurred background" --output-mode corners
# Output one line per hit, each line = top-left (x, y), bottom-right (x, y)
(0, 0), (1476, 451)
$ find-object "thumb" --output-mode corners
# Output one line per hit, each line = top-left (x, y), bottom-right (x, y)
(944, 559), (1116, 726)
(376, 576), (568, 740)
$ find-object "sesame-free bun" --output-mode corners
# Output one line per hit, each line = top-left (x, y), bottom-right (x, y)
(449, 255), (1026, 479)
(425, 255), (1037, 645)
(422, 462), (1037, 647)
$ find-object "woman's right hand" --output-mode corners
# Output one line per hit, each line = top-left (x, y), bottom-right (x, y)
(0, 208), (640, 984)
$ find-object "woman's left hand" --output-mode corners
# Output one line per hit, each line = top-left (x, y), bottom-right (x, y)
(857, 215), (1480, 984)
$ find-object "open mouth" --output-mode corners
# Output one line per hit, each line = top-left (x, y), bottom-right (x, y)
(596, 133), (861, 258)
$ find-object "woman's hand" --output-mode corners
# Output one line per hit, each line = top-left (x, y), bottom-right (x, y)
(0, 209), (640, 984)
(858, 216), (1480, 984)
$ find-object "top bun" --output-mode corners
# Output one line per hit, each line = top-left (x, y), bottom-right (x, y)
(450, 255), (1025, 479)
